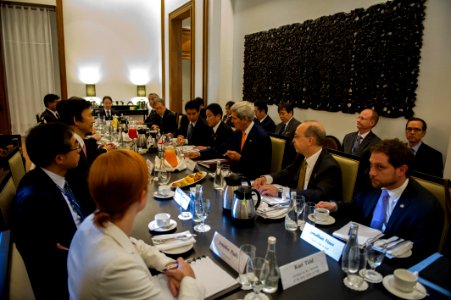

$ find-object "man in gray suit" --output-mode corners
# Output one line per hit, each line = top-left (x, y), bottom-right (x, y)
(274, 102), (301, 166)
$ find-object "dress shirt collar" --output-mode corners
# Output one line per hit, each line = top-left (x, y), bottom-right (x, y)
(46, 108), (59, 118)
(41, 167), (65, 189)
(304, 148), (322, 189)
(259, 115), (268, 123)
(359, 130), (370, 140)
(284, 117), (294, 127)
(73, 133), (85, 149)
(410, 142), (422, 154)
(381, 178), (409, 231)
(190, 120), (198, 127)
(212, 121), (221, 133)
(243, 121), (254, 136)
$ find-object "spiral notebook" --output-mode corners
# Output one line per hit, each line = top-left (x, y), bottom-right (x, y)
(151, 256), (240, 299)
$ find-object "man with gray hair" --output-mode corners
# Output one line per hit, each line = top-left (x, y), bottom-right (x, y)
(146, 97), (177, 134)
(253, 121), (342, 203)
(225, 101), (272, 179)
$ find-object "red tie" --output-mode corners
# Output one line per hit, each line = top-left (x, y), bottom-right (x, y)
(240, 132), (246, 151)
(82, 143), (87, 156)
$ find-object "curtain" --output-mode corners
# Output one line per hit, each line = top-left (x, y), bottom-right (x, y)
(1, 4), (60, 135)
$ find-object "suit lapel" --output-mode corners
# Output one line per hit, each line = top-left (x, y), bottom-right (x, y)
(307, 150), (324, 188)
(385, 185), (412, 231)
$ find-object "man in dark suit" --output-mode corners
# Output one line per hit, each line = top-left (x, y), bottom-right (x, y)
(97, 96), (117, 120)
(225, 101), (272, 179)
(274, 102), (301, 167)
(254, 121), (342, 203)
(185, 103), (234, 160)
(39, 93), (60, 123)
(318, 139), (444, 263)
(222, 100), (235, 127)
(254, 101), (275, 133)
(176, 100), (213, 146)
(144, 92), (159, 125)
(145, 97), (177, 135)
(13, 123), (87, 300)
(405, 117), (443, 177)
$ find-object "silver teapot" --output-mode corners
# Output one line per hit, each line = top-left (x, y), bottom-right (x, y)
(223, 174), (250, 212)
(231, 186), (261, 226)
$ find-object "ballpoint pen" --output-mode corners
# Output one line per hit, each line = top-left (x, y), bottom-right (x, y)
(163, 258), (195, 272)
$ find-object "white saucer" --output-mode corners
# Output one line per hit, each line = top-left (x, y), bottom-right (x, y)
(308, 214), (335, 225)
(382, 275), (427, 300)
(148, 219), (177, 232)
(161, 243), (194, 255)
(343, 276), (369, 291)
(153, 191), (175, 199)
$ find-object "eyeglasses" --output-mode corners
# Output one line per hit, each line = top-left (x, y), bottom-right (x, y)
(405, 127), (423, 132)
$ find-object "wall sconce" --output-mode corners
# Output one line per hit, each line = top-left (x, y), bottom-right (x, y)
(86, 84), (96, 97)
(137, 85), (146, 97)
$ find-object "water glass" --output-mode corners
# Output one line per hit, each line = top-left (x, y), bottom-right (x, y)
(157, 167), (171, 186)
(362, 243), (385, 283)
(302, 202), (316, 229)
(294, 194), (305, 228)
(284, 198), (298, 231)
(238, 244), (256, 290)
(245, 257), (270, 300)
(194, 198), (211, 232)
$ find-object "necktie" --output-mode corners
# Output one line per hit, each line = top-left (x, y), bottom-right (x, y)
(279, 123), (286, 135)
(187, 123), (194, 140)
(410, 148), (416, 156)
(55, 112), (60, 119)
(370, 190), (389, 230)
(240, 132), (246, 151)
(351, 135), (362, 154)
(62, 182), (85, 223)
(82, 143), (87, 157)
(297, 159), (307, 190)
(106, 110), (110, 119)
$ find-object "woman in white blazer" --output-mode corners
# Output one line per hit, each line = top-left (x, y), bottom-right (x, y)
(68, 150), (205, 299)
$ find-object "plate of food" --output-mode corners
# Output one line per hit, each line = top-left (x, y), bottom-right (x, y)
(170, 171), (207, 189)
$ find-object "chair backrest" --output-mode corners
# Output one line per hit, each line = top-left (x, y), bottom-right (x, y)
(8, 151), (26, 188)
(329, 150), (360, 202)
(0, 176), (16, 229)
(9, 242), (35, 300)
(269, 136), (286, 173)
(411, 173), (450, 253)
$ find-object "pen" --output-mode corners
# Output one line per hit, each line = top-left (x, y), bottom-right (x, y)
(162, 258), (195, 272)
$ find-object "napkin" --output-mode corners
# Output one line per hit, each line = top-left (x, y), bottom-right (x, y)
(332, 221), (384, 248)
(257, 202), (289, 219)
(386, 240), (413, 259)
(154, 156), (187, 172)
(146, 159), (154, 177)
(152, 231), (196, 251)
(262, 195), (290, 206)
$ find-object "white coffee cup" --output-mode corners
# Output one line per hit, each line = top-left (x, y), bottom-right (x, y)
(392, 269), (417, 293)
(158, 185), (171, 196)
(155, 213), (171, 228)
(314, 207), (330, 221)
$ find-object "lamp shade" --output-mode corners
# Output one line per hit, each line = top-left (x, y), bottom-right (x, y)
(86, 84), (96, 97)
(137, 85), (146, 97)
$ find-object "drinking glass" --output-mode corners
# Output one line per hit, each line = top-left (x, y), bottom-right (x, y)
(238, 244), (256, 290)
(302, 202), (316, 229)
(362, 243), (385, 283)
(157, 161), (171, 186)
(294, 194), (305, 228)
(194, 198), (211, 232)
(342, 246), (365, 289)
(244, 257), (270, 300)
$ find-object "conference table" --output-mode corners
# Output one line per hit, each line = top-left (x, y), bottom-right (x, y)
(131, 156), (436, 299)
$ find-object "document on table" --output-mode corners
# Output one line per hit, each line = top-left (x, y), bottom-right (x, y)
(332, 221), (384, 248)
(151, 256), (240, 300)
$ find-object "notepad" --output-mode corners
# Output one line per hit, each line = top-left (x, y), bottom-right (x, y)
(151, 256), (240, 300)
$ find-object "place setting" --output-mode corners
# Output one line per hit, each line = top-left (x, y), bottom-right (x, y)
(148, 213), (177, 233)
(382, 269), (428, 300)
(151, 230), (197, 255)
(307, 207), (335, 226)
(153, 184), (175, 200)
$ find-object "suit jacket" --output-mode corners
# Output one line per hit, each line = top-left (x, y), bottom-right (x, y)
(179, 118), (213, 146)
(413, 143), (443, 178)
(68, 215), (205, 299)
(40, 109), (59, 123)
(222, 114), (234, 128)
(255, 116), (276, 133)
(340, 179), (444, 263)
(199, 121), (234, 159)
(144, 109), (157, 125)
(97, 109), (118, 120)
(12, 168), (85, 300)
(275, 118), (301, 139)
(227, 122), (272, 179)
(147, 109), (177, 134)
(272, 150), (342, 203)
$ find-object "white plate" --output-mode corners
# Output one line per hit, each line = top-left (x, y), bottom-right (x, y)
(308, 214), (335, 225)
(170, 171), (207, 189)
(153, 191), (175, 199)
(148, 219), (177, 232)
(382, 275), (427, 300)
(161, 243), (194, 255)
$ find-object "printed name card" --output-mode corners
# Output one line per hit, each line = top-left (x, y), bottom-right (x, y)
(210, 231), (241, 272)
(280, 251), (329, 290)
(301, 222), (345, 261)
(185, 158), (197, 172)
(173, 187), (190, 210)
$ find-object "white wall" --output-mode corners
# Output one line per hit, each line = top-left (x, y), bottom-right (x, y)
(224, 0), (451, 169)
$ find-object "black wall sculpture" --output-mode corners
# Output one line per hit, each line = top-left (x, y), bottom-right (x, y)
(243, 0), (426, 118)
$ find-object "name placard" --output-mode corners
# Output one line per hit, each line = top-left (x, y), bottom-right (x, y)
(280, 251), (329, 290)
(173, 187), (190, 210)
(301, 223), (345, 261)
(210, 231), (241, 272)
(185, 158), (197, 172)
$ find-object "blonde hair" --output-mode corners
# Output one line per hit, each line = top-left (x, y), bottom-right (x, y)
(88, 150), (148, 227)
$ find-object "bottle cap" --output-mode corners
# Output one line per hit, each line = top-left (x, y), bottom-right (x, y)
(268, 236), (276, 244)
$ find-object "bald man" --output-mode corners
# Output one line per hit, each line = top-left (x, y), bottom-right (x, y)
(253, 121), (342, 203)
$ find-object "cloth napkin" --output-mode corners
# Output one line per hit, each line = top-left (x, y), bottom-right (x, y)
(146, 159), (154, 177)
(262, 195), (290, 206)
(257, 202), (289, 219)
(386, 241), (413, 259)
(333, 221), (384, 248)
(152, 231), (196, 251)
(154, 156), (187, 172)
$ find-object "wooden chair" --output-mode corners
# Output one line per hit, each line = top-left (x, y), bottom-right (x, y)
(328, 149), (360, 202)
(269, 136), (286, 173)
(411, 172), (450, 254)
(8, 150), (26, 188)
(0, 175), (16, 229)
